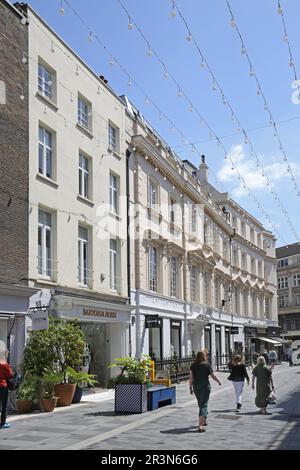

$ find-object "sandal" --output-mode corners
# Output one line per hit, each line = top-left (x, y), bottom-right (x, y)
(199, 426), (206, 433)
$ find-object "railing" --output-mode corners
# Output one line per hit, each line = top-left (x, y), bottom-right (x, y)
(153, 352), (253, 383)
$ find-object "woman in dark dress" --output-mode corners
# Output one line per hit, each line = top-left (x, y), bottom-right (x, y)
(252, 356), (275, 414)
(189, 351), (221, 432)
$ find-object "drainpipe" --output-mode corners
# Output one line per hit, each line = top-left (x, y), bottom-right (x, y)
(126, 149), (132, 356)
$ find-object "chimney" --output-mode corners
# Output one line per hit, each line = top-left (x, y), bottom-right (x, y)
(195, 154), (208, 185)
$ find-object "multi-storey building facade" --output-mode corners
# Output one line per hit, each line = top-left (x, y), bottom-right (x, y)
(124, 98), (278, 363)
(276, 243), (300, 344)
(11, 3), (131, 385)
(0, 0), (37, 367)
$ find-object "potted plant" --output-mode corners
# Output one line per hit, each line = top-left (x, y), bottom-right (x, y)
(40, 369), (62, 412)
(52, 319), (85, 406)
(67, 368), (97, 404)
(15, 375), (37, 413)
(109, 355), (151, 414)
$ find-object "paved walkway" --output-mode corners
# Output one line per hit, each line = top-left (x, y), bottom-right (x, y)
(1, 363), (299, 450)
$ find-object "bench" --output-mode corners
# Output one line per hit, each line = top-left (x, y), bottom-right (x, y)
(147, 385), (176, 411)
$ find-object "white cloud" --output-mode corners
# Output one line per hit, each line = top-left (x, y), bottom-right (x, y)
(217, 144), (300, 197)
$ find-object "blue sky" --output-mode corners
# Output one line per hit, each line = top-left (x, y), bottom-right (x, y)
(25, 0), (300, 246)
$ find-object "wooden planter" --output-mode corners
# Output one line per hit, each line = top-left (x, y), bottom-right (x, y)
(54, 383), (76, 406)
(115, 383), (147, 414)
(16, 399), (33, 414)
(41, 397), (58, 412)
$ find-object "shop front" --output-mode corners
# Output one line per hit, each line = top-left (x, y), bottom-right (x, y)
(0, 284), (38, 367)
(52, 294), (131, 386)
(244, 326), (257, 355)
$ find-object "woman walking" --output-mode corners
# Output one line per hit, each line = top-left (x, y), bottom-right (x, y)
(228, 355), (250, 413)
(0, 344), (13, 430)
(252, 356), (275, 415)
(189, 350), (221, 432)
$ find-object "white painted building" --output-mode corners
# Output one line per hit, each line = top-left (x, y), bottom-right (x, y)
(124, 99), (278, 364)
(25, 5), (131, 385)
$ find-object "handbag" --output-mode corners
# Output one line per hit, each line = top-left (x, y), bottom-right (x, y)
(227, 374), (233, 381)
(267, 392), (277, 405)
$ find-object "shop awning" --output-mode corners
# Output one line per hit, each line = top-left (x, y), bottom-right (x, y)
(0, 312), (16, 319)
(270, 337), (291, 344)
(257, 337), (282, 346)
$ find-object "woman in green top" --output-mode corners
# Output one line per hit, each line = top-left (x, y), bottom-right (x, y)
(189, 351), (221, 432)
(252, 356), (275, 414)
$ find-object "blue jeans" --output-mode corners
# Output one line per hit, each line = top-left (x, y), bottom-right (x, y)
(0, 387), (8, 427)
(193, 382), (211, 417)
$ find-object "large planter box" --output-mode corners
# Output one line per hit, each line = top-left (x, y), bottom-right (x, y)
(115, 383), (147, 414)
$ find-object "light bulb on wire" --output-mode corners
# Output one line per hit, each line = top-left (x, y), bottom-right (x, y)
(186, 33), (192, 42)
(128, 18), (133, 30)
(59, 0), (65, 15)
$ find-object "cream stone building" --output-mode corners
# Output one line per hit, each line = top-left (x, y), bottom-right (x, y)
(24, 5), (131, 385)
(123, 98), (278, 363)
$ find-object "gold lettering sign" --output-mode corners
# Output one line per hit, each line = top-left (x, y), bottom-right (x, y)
(82, 309), (117, 319)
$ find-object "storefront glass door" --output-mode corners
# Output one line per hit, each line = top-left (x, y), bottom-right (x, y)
(80, 322), (107, 387)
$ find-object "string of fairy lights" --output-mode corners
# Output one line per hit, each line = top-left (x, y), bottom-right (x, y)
(276, 0), (300, 103)
(60, 0), (295, 240)
(226, 0), (300, 201)
(166, 0), (299, 241)
(114, 0), (298, 240)
(10, 1), (295, 241)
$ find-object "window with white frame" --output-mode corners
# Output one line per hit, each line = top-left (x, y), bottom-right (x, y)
(203, 271), (210, 305)
(79, 153), (89, 199)
(190, 266), (197, 302)
(38, 209), (53, 278)
(242, 252), (247, 271)
(78, 95), (91, 130)
(39, 125), (53, 179)
(241, 222), (246, 237)
(234, 287), (239, 315)
(250, 228), (255, 244)
(251, 257), (256, 275)
(278, 276), (288, 289)
(149, 246), (158, 292)
(170, 256), (177, 297)
(233, 248), (239, 267)
(214, 278), (220, 309)
(191, 205), (197, 233)
(38, 62), (55, 101)
(277, 258), (289, 268)
(108, 122), (119, 153)
(278, 294), (288, 308)
(265, 297), (270, 319)
(258, 261), (263, 277)
(243, 290), (248, 316)
(109, 172), (119, 214)
(257, 233), (262, 248)
(170, 198), (176, 224)
(148, 179), (158, 208)
(252, 292), (257, 317)
(110, 239), (119, 291)
(293, 273), (300, 287)
(222, 239), (229, 261)
(78, 226), (89, 286)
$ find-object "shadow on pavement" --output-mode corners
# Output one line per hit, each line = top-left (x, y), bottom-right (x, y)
(160, 426), (198, 435)
(84, 411), (116, 417)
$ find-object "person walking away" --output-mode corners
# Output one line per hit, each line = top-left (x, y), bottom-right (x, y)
(262, 349), (269, 365)
(268, 348), (277, 370)
(0, 343), (13, 430)
(252, 356), (275, 415)
(228, 355), (250, 413)
(287, 348), (293, 367)
(189, 350), (221, 432)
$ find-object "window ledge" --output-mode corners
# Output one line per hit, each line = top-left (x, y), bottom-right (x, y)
(36, 91), (58, 111)
(109, 211), (122, 221)
(36, 172), (59, 188)
(76, 122), (94, 139)
(107, 147), (121, 159)
(77, 194), (94, 207)
(36, 278), (58, 286)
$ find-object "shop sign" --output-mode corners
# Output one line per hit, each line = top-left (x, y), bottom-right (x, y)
(82, 309), (117, 319)
(230, 327), (239, 335)
(145, 315), (162, 328)
(267, 326), (282, 337)
(244, 327), (257, 338)
(32, 310), (49, 331)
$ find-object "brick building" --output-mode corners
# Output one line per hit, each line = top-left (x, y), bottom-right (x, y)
(0, 0), (37, 366)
